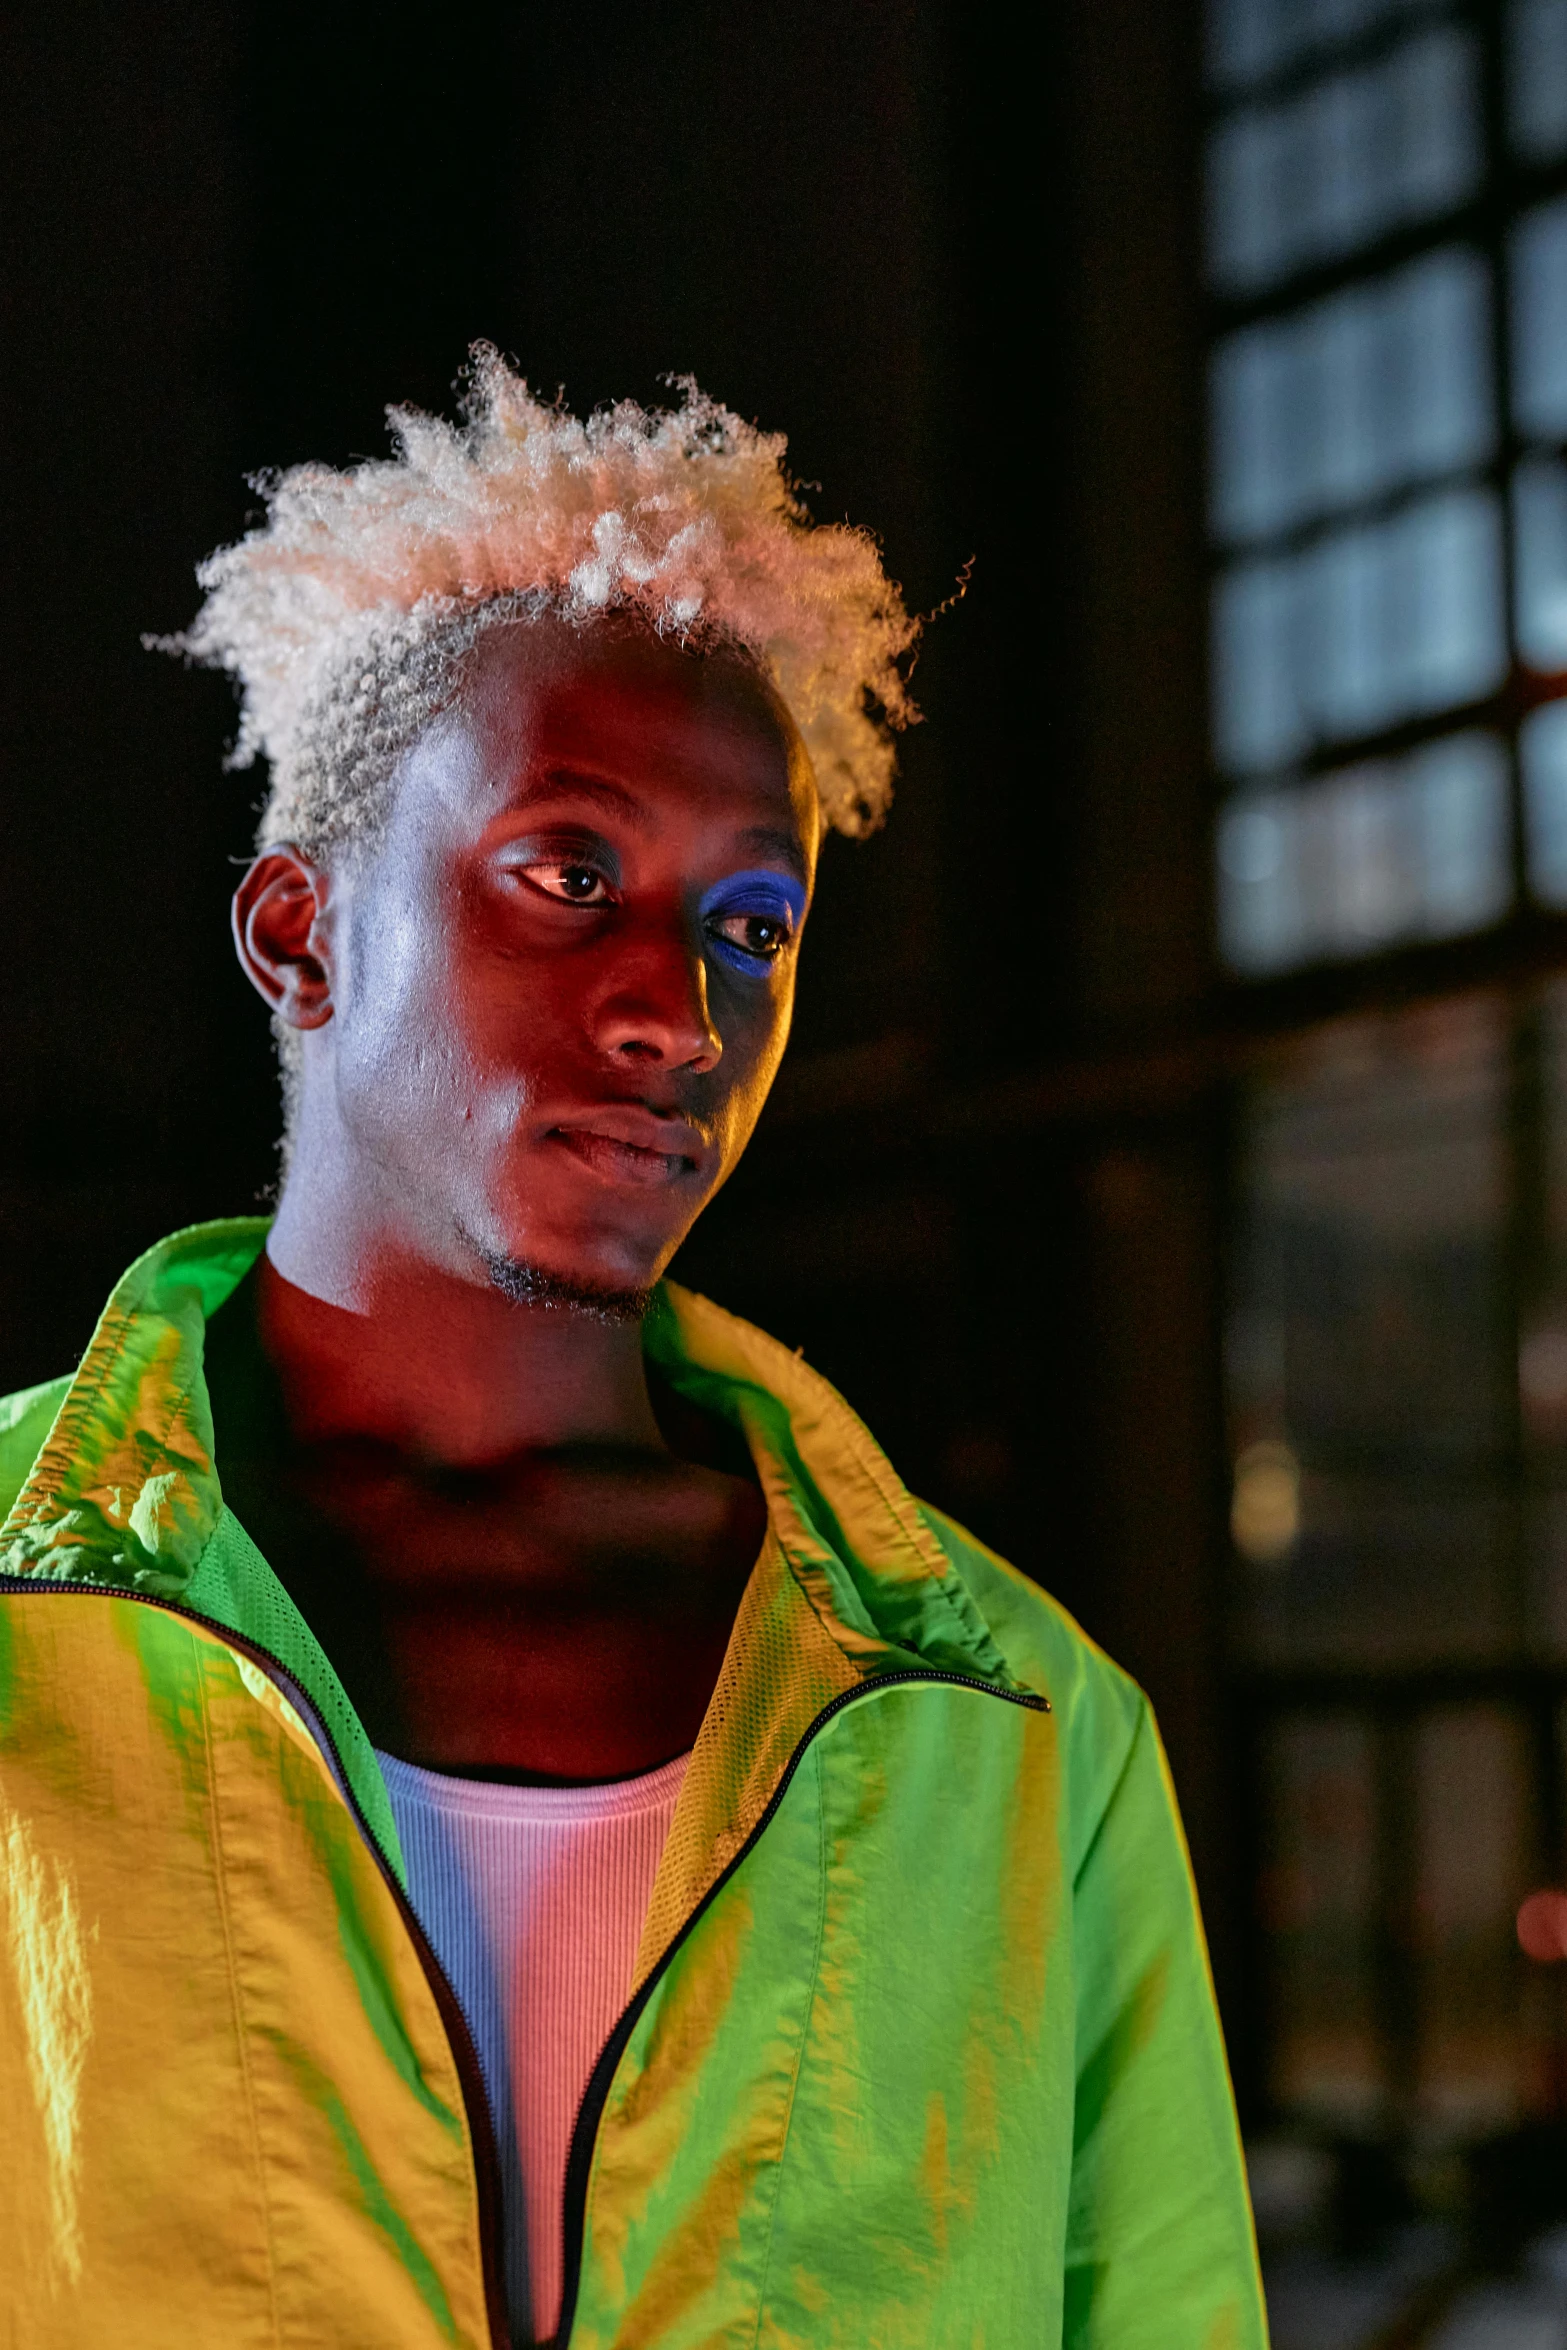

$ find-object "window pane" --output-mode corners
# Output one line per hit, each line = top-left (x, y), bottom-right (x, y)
(1390, 26), (1483, 220)
(1218, 732), (1510, 971)
(1417, 734), (1514, 932)
(1208, 107), (1294, 294)
(1523, 699), (1567, 899)
(1263, 1714), (1385, 2128)
(1214, 489), (1506, 774)
(1208, 28), (1482, 296)
(1508, 0), (1567, 161)
(1510, 195), (1567, 440)
(1210, 322), (1301, 543)
(1210, 247), (1493, 545)
(1219, 793), (1307, 970)
(1308, 487), (1504, 737)
(1514, 455), (1567, 668)
(1208, 0), (1280, 94)
(1210, 0), (1434, 94)
(1308, 516), (1400, 738)
(1213, 558), (1303, 774)
(1312, 63), (1402, 261)
(1211, 0), (1452, 95)
(1388, 248), (1495, 482)
(1229, 998), (1512, 1667)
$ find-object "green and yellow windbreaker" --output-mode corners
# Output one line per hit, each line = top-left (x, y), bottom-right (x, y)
(0, 1220), (1267, 2347)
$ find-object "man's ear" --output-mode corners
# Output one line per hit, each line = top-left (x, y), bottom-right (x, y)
(232, 848), (335, 1031)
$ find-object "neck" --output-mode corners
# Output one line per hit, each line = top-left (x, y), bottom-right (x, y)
(261, 1183), (664, 1467)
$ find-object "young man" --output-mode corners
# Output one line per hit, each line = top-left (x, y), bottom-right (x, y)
(0, 352), (1266, 2347)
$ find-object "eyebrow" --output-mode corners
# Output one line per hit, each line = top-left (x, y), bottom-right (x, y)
(508, 768), (654, 828)
(503, 772), (809, 879)
(732, 826), (809, 881)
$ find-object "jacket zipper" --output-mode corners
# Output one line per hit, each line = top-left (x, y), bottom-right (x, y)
(545, 1664), (1049, 2350)
(0, 1572), (512, 2350)
(1, 1575), (1048, 2350)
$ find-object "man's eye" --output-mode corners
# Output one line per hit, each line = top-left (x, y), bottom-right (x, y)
(712, 912), (792, 959)
(523, 861), (613, 905)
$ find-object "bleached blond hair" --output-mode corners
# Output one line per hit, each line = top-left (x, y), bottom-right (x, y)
(160, 345), (920, 854)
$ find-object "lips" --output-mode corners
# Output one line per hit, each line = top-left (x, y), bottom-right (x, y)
(544, 1106), (707, 1188)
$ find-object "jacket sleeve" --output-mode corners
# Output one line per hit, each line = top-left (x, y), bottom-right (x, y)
(1065, 1696), (1269, 2348)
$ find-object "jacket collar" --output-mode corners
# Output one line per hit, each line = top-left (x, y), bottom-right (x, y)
(1, 1217), (1019, 1695)
(0, 1219), (263, 1593)
(643, 1282), (1017, 1687)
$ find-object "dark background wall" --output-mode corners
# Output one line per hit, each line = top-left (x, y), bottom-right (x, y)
(0, 0), (1240, 2078)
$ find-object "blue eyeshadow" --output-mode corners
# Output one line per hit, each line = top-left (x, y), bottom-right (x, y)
(698, 868), (808, 974)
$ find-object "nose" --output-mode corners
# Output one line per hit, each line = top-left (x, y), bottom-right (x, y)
(590, 913), (722, 1073)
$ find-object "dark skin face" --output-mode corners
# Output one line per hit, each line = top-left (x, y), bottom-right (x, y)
(229, 616), (819, 1779)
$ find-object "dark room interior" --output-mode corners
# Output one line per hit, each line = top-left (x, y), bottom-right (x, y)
(21, 2), (1567, 2340)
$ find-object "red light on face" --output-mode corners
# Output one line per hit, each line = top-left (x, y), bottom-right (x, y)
(1517, 1889), (1567, 1961)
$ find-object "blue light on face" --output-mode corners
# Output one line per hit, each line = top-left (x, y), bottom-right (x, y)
(697, 868), (808, 976)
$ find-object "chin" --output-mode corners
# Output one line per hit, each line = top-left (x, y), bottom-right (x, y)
(466, 1205), (671, 1322)
(483, 1169), (689, 1294)
(479, 1248), (654, 1322)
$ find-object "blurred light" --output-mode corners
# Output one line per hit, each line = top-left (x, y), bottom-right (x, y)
(1516, 1887), (1567, 1960)
(1233, 1440), (1303, 1563)
(1245, 2136), (1335, 2247)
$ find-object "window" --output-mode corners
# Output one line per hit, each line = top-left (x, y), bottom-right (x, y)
(1207, 0), (1567, 978)
(1207, 0), (1567, 2272)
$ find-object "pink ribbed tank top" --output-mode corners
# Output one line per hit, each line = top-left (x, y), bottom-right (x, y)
(378, 1748), (689, 2346)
